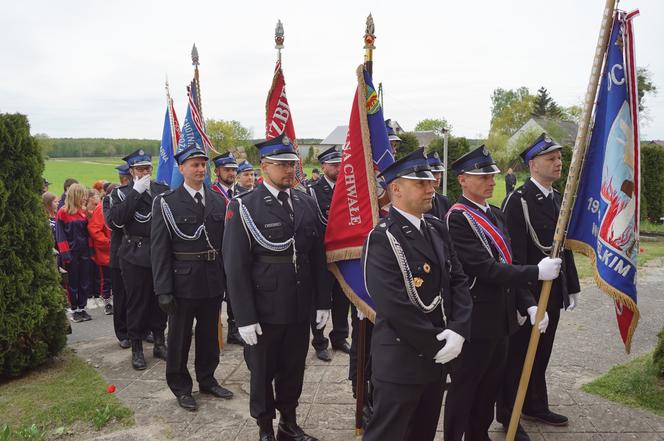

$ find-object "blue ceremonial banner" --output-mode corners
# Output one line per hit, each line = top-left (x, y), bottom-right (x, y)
(156, 99), (179, 185)
(325, 65), (395, 321)
(170, 82), (213, 188)
(565, 10), (640, 352)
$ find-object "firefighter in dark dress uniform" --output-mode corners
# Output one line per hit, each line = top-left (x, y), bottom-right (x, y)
(210, 152), (244, 345)
(236, 160), (255, 192)
(426, 152), (451, 219)
(223, 134), (331, 441)
(361, 148), (472, 441)
(108, 150), (168, 370)
(443, 145), (562, 441)
(307, 146), (351, 362)
(151, 145), (234, 411)
(496, 134), (581, 439)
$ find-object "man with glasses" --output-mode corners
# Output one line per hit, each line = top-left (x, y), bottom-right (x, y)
(108, 149), (169, 370)
(223, 134), (331, 441)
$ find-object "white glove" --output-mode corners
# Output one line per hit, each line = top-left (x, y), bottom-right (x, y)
(132, 175), (151, 194)
(238, 323), (263, 346)
(517, 310), (528, 326)
(527, 306), (549, 333)
(316, 309), (331, 330)
(433, 329), (465, 365)
(537, 257), (562, 281)
(357, 309), (366, 320)
(567, 293), (580, 311)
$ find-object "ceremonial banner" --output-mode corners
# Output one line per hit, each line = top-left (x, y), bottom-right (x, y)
(170, 82), (214, 188)
(325, 65), (395, 321)
(265, 60), (305, 184)
(156, 98), (180, 185)
(565, 10), (640, 352)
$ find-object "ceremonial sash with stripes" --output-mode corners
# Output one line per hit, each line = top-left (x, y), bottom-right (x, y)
(211, 182), (232, 206)
(449, 203), (513, 264)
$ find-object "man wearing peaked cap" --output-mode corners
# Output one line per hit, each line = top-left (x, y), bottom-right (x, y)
(223, 133), (330, 441)
(443, 145), (562, 441)
(385, 119), (402, 154)
(210, 151), (244, 346)
(102, 163), (133, 350)
(362, 147), (472, 441)
(306, 146), (351, 362)
(496, 134), (580, 435)
(425, 152), (451, 219)
(236, 160), (255, 192)
(151, 145), (234, 411)
(107, 149), (169, 371)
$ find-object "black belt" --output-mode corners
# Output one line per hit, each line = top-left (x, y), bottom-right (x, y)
(173, 250), (218, 261)
(256, 255), (309, 264)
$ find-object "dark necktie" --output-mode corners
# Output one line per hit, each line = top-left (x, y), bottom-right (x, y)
(194, 192), (204, 216)
(486, 207), (497, 224)
(277, 191), (294, 221)
(227, 187), (233, 198)
(547, 192), (559, 215)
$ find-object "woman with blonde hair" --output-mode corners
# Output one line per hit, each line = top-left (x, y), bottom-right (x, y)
(55, 183), (93, 323)
(42, 191), (59, 245)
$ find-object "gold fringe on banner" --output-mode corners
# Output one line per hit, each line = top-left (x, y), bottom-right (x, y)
(565, 239), (640, 353)
(326, 246), (362, 263)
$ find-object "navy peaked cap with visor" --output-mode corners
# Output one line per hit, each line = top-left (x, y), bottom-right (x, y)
(255, 133), (299, 161)
(174, 145), (209, 165)
(378, 147), (435, 184)
(212, 152), (238, 168)
(122, 149), (152, 167)
(520, 132), (563, 164)
(451, 145), (500, 175)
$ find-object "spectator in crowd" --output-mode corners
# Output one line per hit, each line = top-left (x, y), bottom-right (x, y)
(93, 180), (108, 197)
(505, 167), (517, 195)
(57, 178), (79, 210)
(88, 188), (113, 315)
(42, 178), (50, 194)
(42, 191), (59, 245)
(56, 183), (93, 323)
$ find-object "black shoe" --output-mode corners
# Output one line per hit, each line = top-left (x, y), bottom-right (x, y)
(118, 339), (131, 349)
(71, 311), (85, 323)
(176, 394), (197, 411)
(258, 419), (276, 441)
(331, 341), (351, 354)
(501, 422), (531, 441)
(200, 384), (234, 399)
(315, 348), (331, 362)
(104, 304), (114, 315)
(276, 421), (318, 441)
(152, 331), (168, 361)
(260, 432), (276, 441)
(522, 410), (569, 426)
(227, 332), (245, 346)
(144, 331), (154, 343)
(80, 310), (92, 321)
(131, 340), (147, 370)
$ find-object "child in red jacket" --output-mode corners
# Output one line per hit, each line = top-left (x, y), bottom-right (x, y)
(87, 189), (113, 315)
(56, 184), (93, 322)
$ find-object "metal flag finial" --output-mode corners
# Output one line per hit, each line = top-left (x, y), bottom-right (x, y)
(191, 43), (199, 66)
(364, 13), (376, 49)
(275, 19), (285, 49)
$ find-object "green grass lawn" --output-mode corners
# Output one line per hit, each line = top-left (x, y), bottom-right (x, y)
(0, 350), (133, 440)
(582, 352), (664, 416)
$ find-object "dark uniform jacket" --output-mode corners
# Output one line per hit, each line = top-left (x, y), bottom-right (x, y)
(447, 196), (537, 340)
(222, 184), (331, 327)
(427, 192), (451, 220)
(103, 190), (123, 269)
(501, 178), (580, 312)
(362, 208), (473, 385)
(108, 181), (169, 268)
(307, 176), (334, 230)
(150, 185), (227, 300)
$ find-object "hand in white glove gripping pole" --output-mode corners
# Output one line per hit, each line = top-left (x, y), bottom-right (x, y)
(315, 309), (331, 330)
(238, 323), (263, 346)
(433, 329), (465, 365)
(537, 257), (562, 281)
(133, 175), (151, 194)
(527, 306), (549, 333)
(567, 293), (580, 311)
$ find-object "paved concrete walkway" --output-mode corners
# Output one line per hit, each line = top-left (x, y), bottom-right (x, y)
(71, 262), (664, 441)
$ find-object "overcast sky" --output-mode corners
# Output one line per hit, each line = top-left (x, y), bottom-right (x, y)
(1, 0), (662, 141)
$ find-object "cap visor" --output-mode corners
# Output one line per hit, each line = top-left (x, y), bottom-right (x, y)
(265, 153), (300, 161)
(323, 158), (342, 164)
(401, 170), (436, 181)
(464, 164), (501, 175)
(131, 160), (152, 167)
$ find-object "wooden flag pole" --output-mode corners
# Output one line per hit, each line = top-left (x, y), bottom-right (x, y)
(506, 1), (616, 439)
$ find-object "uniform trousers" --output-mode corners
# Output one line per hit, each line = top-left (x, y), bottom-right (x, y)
(363, 378), (444, 441)
(497, 308), (561, 422)
(111, 266), (128, 341)
(444, 336), (508, 441)
(119, 259), (166, 340)
(244, 321), (309, 421)
(166, 296), (222, 397)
